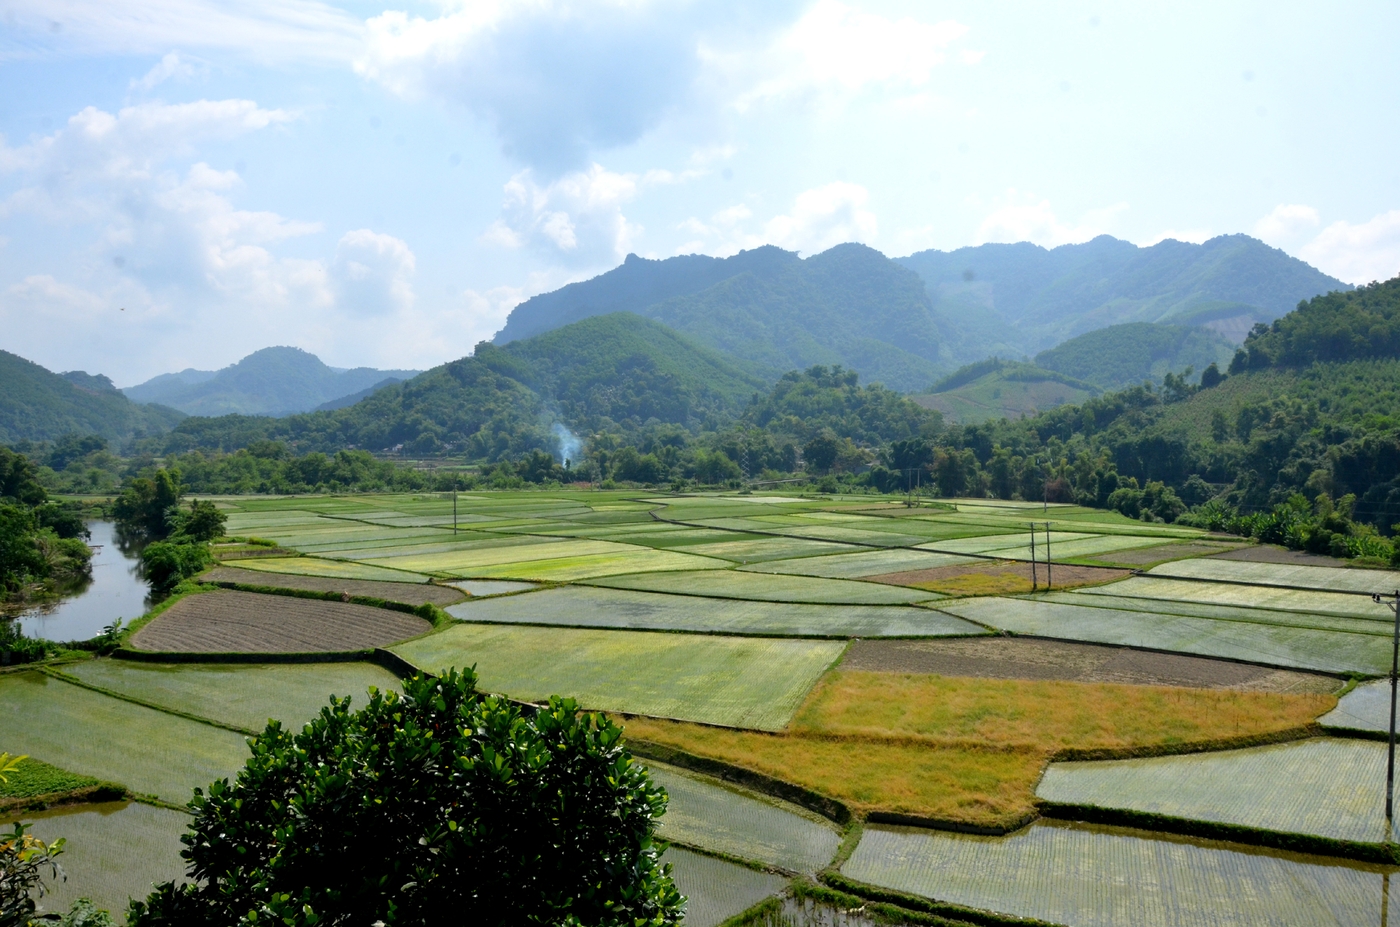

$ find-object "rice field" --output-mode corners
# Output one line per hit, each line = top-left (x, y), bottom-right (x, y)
(391, 623), (845, 729)
(203, 566), (465, 606)
(61, 660), (403, 732)
(364, 538), (729, 581)
(12, 802), (190, 919)
(664, 847), (789, 927)
(1081, 576), (1395, 621)
(445, 585), (978, 638)
(1149, 558), (1400, 595)
(0, 672), (248, 803)
(221, 556), (432, 583)
(585, 569), (940, 605)
(1038, 738), (1395, 844)
(842, 821), (1400, 927)
(937, 596), (1392, 675)
(648, 762), (842, 873)
(1320, 679), (1393, 733)
(740, 549), (977, 580)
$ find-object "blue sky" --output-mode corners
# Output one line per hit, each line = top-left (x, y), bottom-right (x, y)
(1, 0), (1397, 384)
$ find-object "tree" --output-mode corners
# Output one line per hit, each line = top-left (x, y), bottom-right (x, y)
(113, 469), (183, 538)
(0, 505), (46, 592)
(803, 431), (840, 474)
(169, 500), (226, 543)
(140, 540), (213, 593)
(127, 670), (683, 927)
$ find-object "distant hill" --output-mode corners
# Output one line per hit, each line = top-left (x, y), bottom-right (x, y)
(314, 377), (408, 412)
(123, 347), (422, 416)
(158, 313), (767, 458)
(909, 359), (1097, 425)
(1033, 322), (1236, 390)
(496, 244), (955, 391)
(896, 234), (1347, 358)
(0, 350), (184, 444)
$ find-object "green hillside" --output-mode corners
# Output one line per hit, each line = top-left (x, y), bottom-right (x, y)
(498, 244), (951, 391)
(123, 346), (421, 416)
(897, 234), (1346, 358)
(1033, 322), (1235, 390)
(0, 350), (184, 444)
(908, 360), (1097, 425)
(157, 313), (766, 458)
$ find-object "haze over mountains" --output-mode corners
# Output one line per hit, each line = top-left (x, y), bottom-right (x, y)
(494, 234), (1346, 392)
(0, 349), (184, 444)
(122, 347), (421, 417)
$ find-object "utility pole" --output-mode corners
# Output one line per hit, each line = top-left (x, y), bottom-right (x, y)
(453, 489), (458, 536)
(1029, 523), (1038, 592)
(1376, 590), (1400, 834)
(1045, 522), (1052, 590)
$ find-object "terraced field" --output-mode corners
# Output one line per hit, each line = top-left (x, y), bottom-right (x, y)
(8, 488), (1392, 925)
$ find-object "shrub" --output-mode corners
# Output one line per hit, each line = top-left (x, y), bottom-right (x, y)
(1, 822), (65, 927)
(126, 669), (683, 927)
(140, 541), (213, 593)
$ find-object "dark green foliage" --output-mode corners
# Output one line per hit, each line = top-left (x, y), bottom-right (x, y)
(1231, 275), (1400, 369)
(127, 670), (682, 927)
(1033, 323), (1235, 390)
(745, 366), (940, 446)
(169, 500), (226, 543)
(0, 349), (184, 444)
(0, 757), (100, 801)
(58, 899), (117, 927)
(113, 469), (183, 538)
(1182, 494), (1395, 561)
(0, 504), (46, 591)
(1105, 480), (1187, 523)
(1, 821), (65, 927)
(0, 448), (48, 507)
(123, 347), (420, 417)
(140, 540), (213, 593)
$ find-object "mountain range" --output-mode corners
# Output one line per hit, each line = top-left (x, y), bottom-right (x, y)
(0, 350), (184, 445)
(494, 234), (1346, 391)
(122, 347), (420, 416)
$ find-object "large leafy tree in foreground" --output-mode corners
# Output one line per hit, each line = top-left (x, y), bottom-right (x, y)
(127, 670), (683, 927)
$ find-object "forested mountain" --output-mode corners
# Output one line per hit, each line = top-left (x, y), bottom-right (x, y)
(1033, 322), (1236, 390)
(897, 233), (1346, 358)
(497, 244), (951, 391)
(0, 350), (184, 444)
(155, 313), (765, 458)
(911, 360), (1097, 425)
(122, 347), (421, 416)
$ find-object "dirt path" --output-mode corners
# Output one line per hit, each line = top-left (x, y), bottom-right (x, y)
(131, 590), (431, 654)
(840, 636), (1341, 693)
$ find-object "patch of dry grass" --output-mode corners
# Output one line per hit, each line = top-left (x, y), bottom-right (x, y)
(620, 672), (1335, 829)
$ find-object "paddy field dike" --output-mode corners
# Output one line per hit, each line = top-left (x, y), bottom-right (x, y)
(6, 489), (1400, 926)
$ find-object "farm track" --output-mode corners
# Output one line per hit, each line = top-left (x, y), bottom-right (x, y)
(203, 566), (466, 606)
(130, 590), (431, 653)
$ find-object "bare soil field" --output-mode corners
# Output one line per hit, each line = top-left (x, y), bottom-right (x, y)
(867, 561), (1129, 595)
(839, 637), (1341, 693)
(204, 567), (465, 607)
(1211, 545), (1354, 567)
(130, 590), (431, 654)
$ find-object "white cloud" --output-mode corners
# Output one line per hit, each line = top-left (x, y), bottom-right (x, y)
(1253, 203), (1321, 245)
(333, 229), (416, 316)
(4, 275), (106, 316)
(765, 182), (877, 253)
(733, 0), (971, 110)
(488, 163), (678, 265)
(1298, 209), (1400, 285)
(1, 0), (361, 63)
(131, 51), (205, 91)
(975, 190), (1111, 247)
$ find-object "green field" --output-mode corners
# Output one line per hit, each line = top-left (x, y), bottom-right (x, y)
(222, 556), (432, 583)
(1320, 679), (1391, 732)
(843, 821), (1397, 927)
(937, 595), (1391, 674)
(740, 549), (977, 579)
(392, 623), (845, 730)
(0, 673), (247, 804)
(648, 763), (842, 873)
(445, 585), (978, 638)
(0, 755), (99, 800)
(364, 538), (729, 581)
(61, 660), (403, 733)
(12, 802), (189, 919)
(1085, 576), (1395, 621)
(1038, 738), (1394, 844)
(584, 569), (940, 605)
(663, 846), (788, 927)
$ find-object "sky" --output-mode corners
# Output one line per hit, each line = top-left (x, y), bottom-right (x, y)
(1, 0), (1398, 385)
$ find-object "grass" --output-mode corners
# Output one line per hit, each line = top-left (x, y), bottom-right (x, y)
(392, 624), (846, 730)
(0, 755), (99, 801)
(664, 846), (789, 927)
(740, 550), (976, 580)
(444, 586), (981, 638)
(1037, 738), (1394, 844)
(842, 820), (1389, 927)
(620, 672), (1331, 830)
(583, 570), (940, 605)
(1089, 576), (1395, 620)
(1148, 558), (1400, 593)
